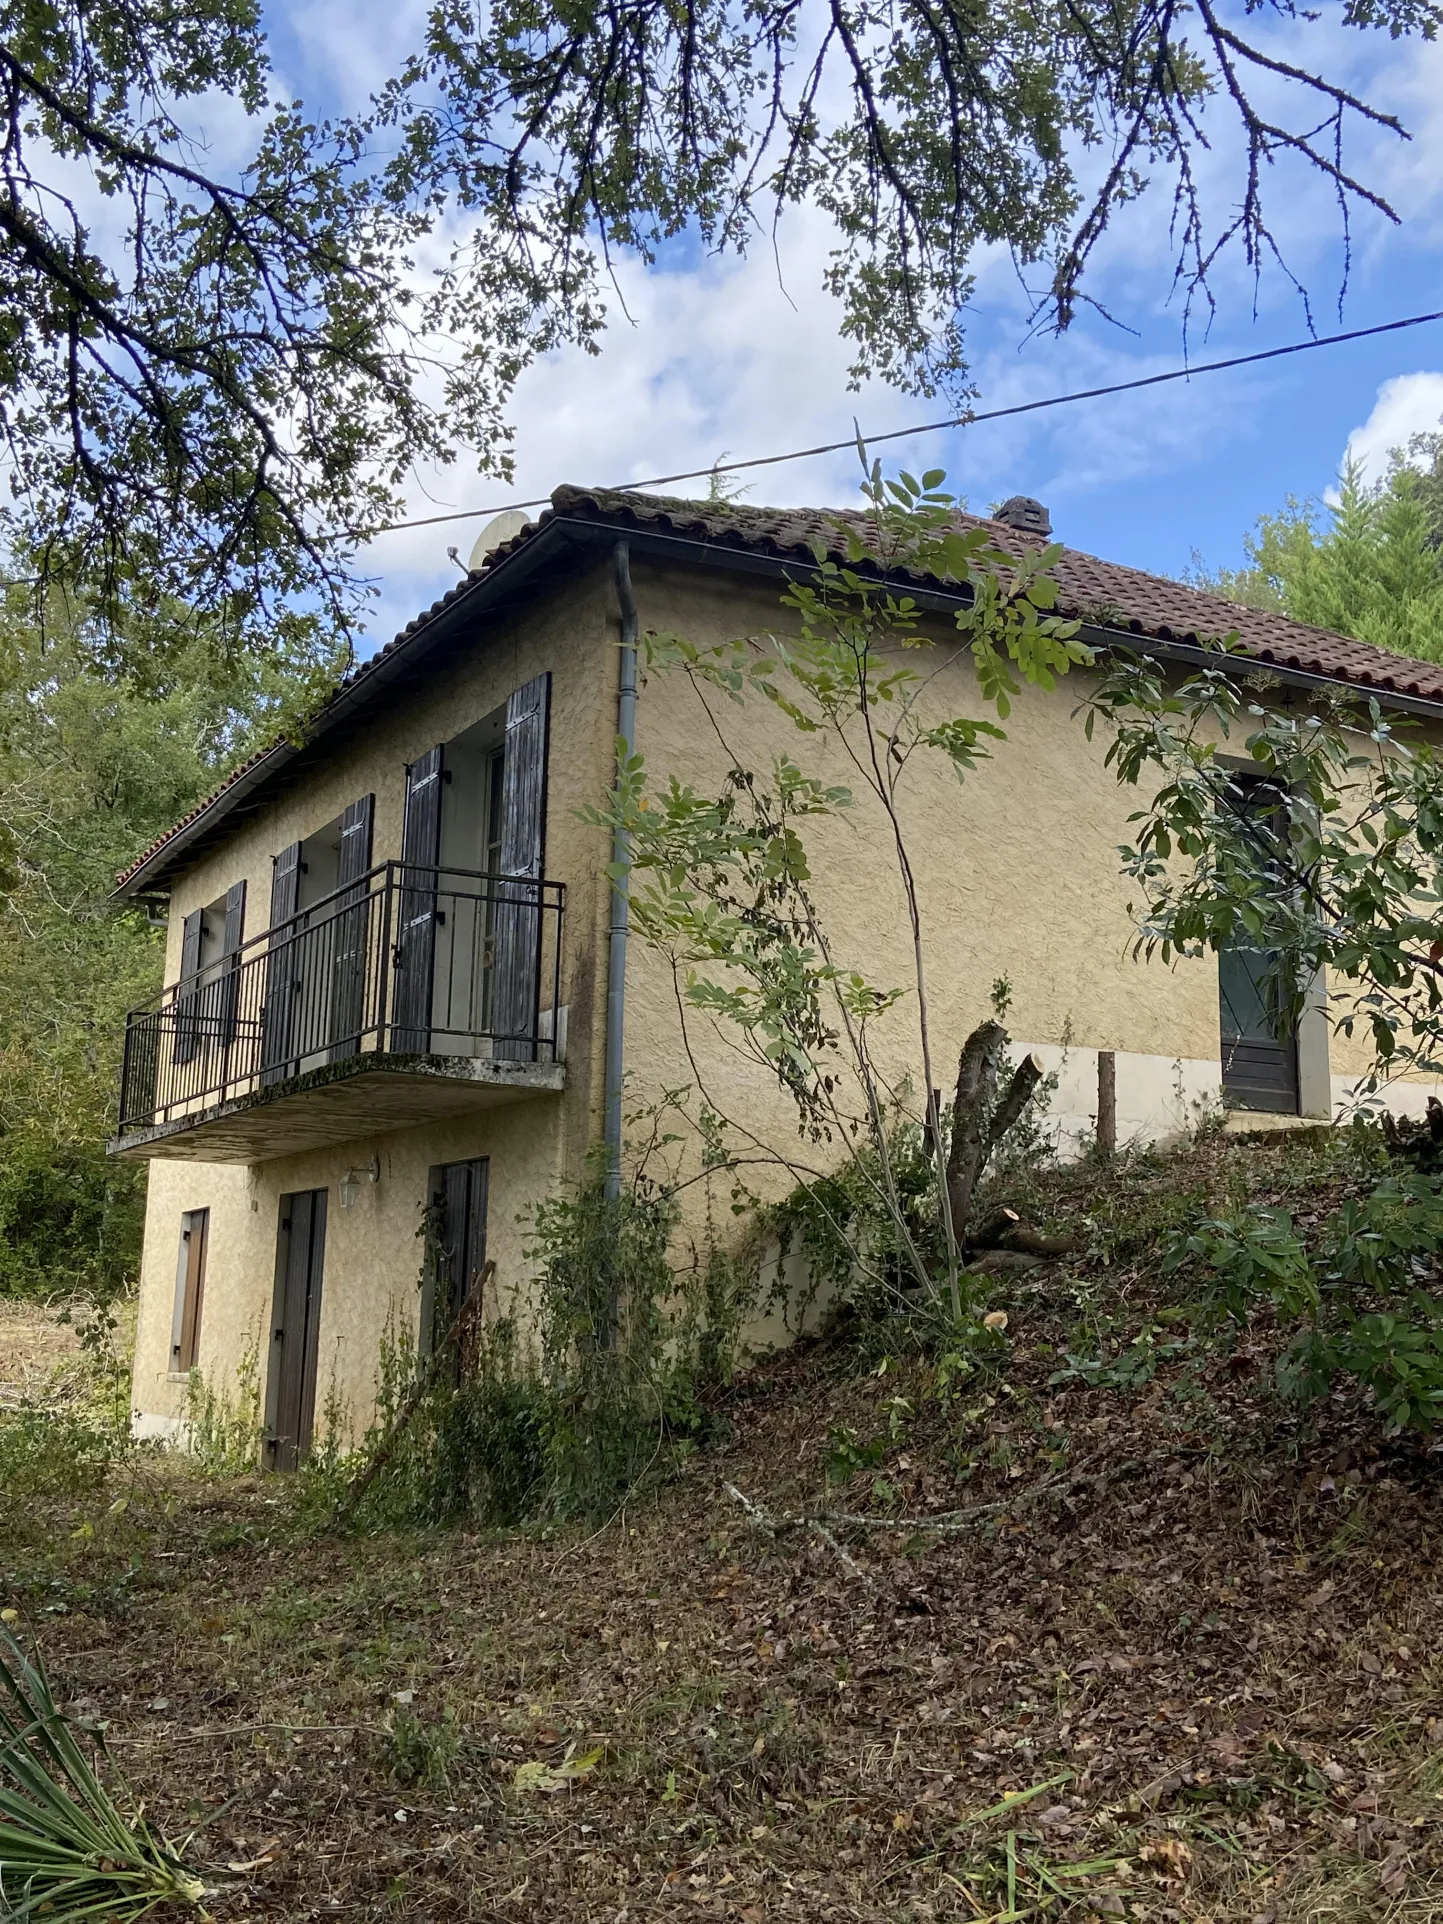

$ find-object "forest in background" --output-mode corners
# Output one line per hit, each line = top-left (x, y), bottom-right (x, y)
(0, 605), (295, 1300)
(3, 434), (1443, 1308)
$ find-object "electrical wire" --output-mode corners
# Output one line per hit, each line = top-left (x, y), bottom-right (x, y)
(358, 305), (1443, 542)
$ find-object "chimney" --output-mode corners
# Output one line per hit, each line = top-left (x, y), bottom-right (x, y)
(994, 495), (1052, 538)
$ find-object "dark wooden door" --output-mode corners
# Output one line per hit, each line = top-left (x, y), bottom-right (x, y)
(266, 1189), (328, 1471)
(422, 1158), (488, 1371)
(492, 674), (551, 1059)
(1220, 945), (1300, 1112)
(393, 748), (444, 1052)
(1218, 773), (1300, 1114)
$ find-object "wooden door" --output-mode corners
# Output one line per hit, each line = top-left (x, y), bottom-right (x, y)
(1217, 774), (1300, 1113)
(266, 1189), (328, 1471)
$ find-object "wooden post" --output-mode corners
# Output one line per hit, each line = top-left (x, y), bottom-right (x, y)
(1097, 1050), (1117, 1157)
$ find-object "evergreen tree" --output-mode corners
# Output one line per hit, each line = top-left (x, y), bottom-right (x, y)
(1201, 448), (1443, 664)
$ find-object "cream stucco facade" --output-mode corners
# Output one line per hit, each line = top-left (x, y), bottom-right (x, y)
(116, 508), (1429, 1459)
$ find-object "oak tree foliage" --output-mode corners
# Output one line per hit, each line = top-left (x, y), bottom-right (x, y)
(0, 0), (1437, 669)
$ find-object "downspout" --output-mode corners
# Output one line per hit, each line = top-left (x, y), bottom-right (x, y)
(603, 542), (638, 1202)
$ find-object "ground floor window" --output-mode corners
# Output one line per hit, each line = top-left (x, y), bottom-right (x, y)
(170, 1208), (209, 1373)
(265, 1188), (328, 1472)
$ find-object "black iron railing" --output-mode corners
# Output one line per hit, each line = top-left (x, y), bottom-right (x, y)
(118, 861), (565, 1133)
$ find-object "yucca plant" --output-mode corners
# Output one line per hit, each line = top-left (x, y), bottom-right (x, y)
(0, 1623), (205, 1919)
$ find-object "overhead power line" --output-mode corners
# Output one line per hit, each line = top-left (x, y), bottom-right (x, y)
(361, 307), (1443, 541)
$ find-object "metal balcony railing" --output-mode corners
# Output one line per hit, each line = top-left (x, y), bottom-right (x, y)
(118, 861), (565, 1133)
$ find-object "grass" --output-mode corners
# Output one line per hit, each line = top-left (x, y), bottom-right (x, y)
(1, 1127), (1442, 1919)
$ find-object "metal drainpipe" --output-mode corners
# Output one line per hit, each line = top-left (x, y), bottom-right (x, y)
(603, 541), (638, 1202)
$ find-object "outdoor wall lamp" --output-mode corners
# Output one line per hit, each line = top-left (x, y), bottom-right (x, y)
(339, 1155), (381, 1209)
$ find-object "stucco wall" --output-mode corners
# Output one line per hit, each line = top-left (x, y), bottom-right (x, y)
(131, 1100), (567, 1447)
(131, 557), (622, 1443)
(128, 545), (1437, 1445)
(617, 563), (1238, 1211)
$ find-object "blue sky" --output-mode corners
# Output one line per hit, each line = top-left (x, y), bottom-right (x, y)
(259, 0), (1443, 645)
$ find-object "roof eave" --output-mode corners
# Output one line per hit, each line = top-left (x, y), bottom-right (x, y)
(118, 501), (1443, 898)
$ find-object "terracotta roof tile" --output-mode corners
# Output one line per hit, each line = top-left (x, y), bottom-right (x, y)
(117, 484), (1443, 891)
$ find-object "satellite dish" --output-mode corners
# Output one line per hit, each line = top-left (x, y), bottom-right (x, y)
(466, 509), (530, 573)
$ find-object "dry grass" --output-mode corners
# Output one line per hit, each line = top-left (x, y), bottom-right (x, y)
(0, 1297), (83, 1409)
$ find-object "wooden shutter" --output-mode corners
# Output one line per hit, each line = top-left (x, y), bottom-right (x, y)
(499, 674), (551, 880)
(216, 879), (246, 1050)
(173, 907), (205, 1065)
(392, 751), (444, 1051)
(338, 794), (375, 887)
(491, 674), (551, 1060)
(420, 1159), (489, 1371)
(330, 796), (375, 1061)
(260, 842), (303, 1083)
(170, 1208), (209, 1373)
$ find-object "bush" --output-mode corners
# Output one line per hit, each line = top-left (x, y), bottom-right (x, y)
(1162, 1167), (1443, 1433)
(335, 1178), (756, 1531)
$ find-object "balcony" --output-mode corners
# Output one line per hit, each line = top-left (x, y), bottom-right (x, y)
(111, 862), (566, 1162)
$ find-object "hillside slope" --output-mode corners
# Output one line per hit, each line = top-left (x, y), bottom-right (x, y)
(2, 1127), (1441, 1921)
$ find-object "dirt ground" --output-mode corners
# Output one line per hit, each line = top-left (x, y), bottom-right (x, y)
(3, 1136), (1442, 1922)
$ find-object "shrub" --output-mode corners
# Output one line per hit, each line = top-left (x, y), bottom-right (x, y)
(1162, 1166), (1443, 1434)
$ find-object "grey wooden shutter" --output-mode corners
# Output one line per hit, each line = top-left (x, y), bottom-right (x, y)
(392, 751), (443, 1052)
(216, 879), (246, 1051)
(173, 906), (205, 1065)
(330, 794), (375, 1061)
(260, 841), (302, 1084)
(491, 673), (551, 1060)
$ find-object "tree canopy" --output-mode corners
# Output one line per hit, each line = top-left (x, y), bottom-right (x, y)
(1201, 441), (1443, 663)
(0, 598), (278, 1297)
(0, 0), (1438, 671)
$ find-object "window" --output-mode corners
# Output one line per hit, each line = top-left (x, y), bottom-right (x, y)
(170, 1208), (209, 1373)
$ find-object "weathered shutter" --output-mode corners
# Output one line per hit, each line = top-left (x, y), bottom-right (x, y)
(215, 879), (246, 1051)
(171, 1209), (208, 1373)
(338, 794), (375, 887)
(491, 673), (551, 1060)
(173, 907), (205, 1065)
(392, 751), (444, 1052)
(329, 794), (375, 1061)
(260, 842), (303, 1084)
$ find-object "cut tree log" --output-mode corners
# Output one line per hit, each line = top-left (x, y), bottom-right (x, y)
(945, 1022), (1046, 1240)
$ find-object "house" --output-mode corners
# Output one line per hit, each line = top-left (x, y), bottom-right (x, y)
(112, 484), (1443, 1461)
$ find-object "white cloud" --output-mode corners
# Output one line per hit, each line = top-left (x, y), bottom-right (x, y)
(1342, 371), (1443, 484)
